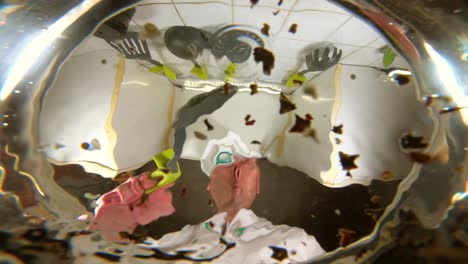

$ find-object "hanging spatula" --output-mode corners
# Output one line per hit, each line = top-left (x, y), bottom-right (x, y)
(95, 12), (177, 81)
(286, 46), (342, 87)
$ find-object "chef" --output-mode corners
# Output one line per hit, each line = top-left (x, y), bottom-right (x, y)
(142, 132), (325, 263)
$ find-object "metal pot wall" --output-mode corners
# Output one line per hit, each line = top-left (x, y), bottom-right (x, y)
(0, 0), (466, 263)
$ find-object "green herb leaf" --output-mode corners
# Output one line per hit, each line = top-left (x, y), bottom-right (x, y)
(191, 66), (208, 80)
(286, 73), (307, 88)
(163, 65), (177, 80)
(383, 48), (396, 68)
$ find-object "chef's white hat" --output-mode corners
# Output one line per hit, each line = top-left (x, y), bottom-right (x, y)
(200, 131), (262, 176)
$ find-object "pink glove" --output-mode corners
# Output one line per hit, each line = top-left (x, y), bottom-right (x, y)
(88, 172), (175, 242)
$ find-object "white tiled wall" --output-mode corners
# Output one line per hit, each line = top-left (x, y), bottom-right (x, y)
(130, 0), (406, 83)
(176, 3), (232, 27)
(327, 17), (380, 46)
(233, 5), (289, 38)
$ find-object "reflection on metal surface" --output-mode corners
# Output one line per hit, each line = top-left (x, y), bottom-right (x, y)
(423, 42), (468, 124)
(104, 55), (125, 171)
(1, 0), (101, 101)
(1, 145), (45, 197)
(451, 181), (468, 204)
(0, 0), (467, 263)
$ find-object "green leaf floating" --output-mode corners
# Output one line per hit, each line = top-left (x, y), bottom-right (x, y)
(383, 48), (396, 68)
(144, 148), (181, 195)
(149, 65), (164, 73)
(149, 65), (177, 81)
(286, 73), (307, 88)
(163, 65), (177, 80)
(191, 66), (208, 80)
(224, 63), (237, 82)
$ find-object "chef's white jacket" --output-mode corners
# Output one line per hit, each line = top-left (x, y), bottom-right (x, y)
(143, 209), (325, 263)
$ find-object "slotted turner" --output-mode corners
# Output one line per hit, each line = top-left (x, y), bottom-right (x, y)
(286, 46), (342, 87)
(105, 31), (163, 66)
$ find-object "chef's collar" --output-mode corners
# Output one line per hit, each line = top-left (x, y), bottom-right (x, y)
(203, 209), (259, 235)
(200, 131), (262, 176)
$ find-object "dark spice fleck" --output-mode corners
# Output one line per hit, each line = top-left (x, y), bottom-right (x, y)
(203, 119), (214, 131)
(143, 22), (161, 38)
(338, 151), (359, 172)
(335, 138), (341, 144)
(269, 246), (288, 261)
(439, 106), (466, 115)
(303, 84), (318, 99)
(364, 208), (383, 222)
(392, 74), (410, 85)
(194, 131), (207, 140)
(245, 120), (256, 126)
(180, 187), (187, 197)
(223, 82), (233, 94)
(101, 59), (107, 64)
(273, 10), (280, 15)
(305, 113), (313, 120)
(250, 0), (259, 8)
(400, 133), (428, 149)
(23, 228), (47, 241)
(250, 83), (258, 95)
(208, 199), (212, 206)
(350, 74), (356, 80)
(346, 171), (352, 177)
(250, 140), (261, 144)
(355, 248), (369, 261)
(253, 47), (275, 75)
(261, 23), (270, 36)
(279, 92), (296, 114)
(332, 124), (343, 134)
(244, 114), (256, 126)
(370, 195), (382, 204)
(278, 0), (283, 6)
(95, 252), (121, 262)
(289, 114), (311, 133)
(293, 79), (303, 86)
(81, 142), (90, 150)
(338, 228), (357, 247)
(288, 23), (298, 34)
(382, 171), (394, 180)
(208, 221), (215, 228)
(304, 128), (319, 143)
(408, 152), (432, 164)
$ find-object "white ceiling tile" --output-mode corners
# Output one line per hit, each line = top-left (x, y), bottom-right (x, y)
(272, 38), (305, 62)
(233, 6), (289, 38)
(367, 37), (388, 48)
(250, 0), (296, 10)
(276, 11), (349, 43)
(133, 3), (184, 30)
(175, 3), (231, 28)
(392, 56), (410, 68)
(72, 37), (113, 56)
(327, 17), (380, 46)
(138, 0), (172, 4)
(370, 53), (409, 69)
(333, 44), (362, 62)
(173, 0), (230, 3)
(341, 47), (381, 66)
(270, 38), (307, 81)
(294, 0), (349, 14)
